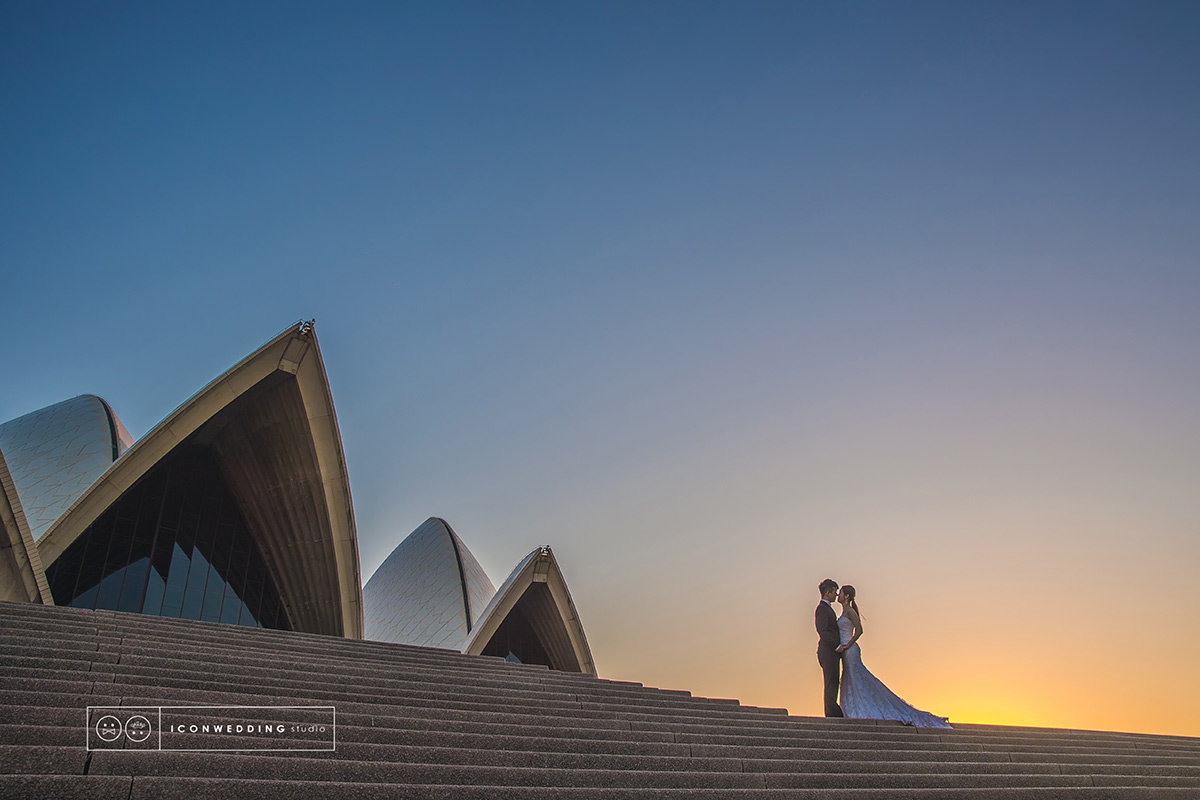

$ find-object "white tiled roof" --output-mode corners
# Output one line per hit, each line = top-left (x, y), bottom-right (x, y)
(363, 517), (497, 649)
(0, 395), (125, 542)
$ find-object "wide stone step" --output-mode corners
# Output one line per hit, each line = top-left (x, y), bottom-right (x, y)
(25, 738), (1190, 782)
(688, 741), (1200, 766)
(630, 717), (1199, 751)
(114, 777), (1200, 799)
(5, 775), (1194, 800)
(0, 689), (122, 710)
(80, 751), (1200, 790)
(0, 744), (85, 774)
(0, 636), (121, 659)
(662, 723), (1200, 757)
(0, 775), (131, 800)
(950, 723), (1200, 748)
(88, 752), (766, 788)
(671, 732), (1200, 759)
(2, 774), (1198, 800)
(0, 721), (667, 751)
(7, 723), (1198, 780)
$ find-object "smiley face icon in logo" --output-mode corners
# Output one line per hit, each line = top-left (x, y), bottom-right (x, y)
(95, 715), (122, 742)
(124, 715), (152, 743)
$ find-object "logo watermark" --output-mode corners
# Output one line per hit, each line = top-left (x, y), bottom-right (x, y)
(86, 706), (336, 751)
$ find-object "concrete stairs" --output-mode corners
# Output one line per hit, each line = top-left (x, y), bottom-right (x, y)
(1, 599), (1197, 798)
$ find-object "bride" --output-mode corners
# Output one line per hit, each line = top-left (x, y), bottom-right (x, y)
(836, 585), (952, 728)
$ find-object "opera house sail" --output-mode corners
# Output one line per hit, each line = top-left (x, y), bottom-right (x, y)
(0, 322), (363, 638)
(363, 517), (496, 650)
(364, 517), (595, 674)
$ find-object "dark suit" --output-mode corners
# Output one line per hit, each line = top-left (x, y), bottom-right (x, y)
(815, 600), (844, 717)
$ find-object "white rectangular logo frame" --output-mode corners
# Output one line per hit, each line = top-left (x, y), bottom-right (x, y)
(86, 705), (336, 752)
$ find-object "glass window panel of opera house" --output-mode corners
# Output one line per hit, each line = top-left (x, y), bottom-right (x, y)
(45, 447), (290, 630)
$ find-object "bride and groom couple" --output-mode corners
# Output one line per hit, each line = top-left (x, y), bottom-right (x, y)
(815, 578), (952, 728)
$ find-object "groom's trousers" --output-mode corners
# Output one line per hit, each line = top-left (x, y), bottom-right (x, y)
(817, 646), (844, 717)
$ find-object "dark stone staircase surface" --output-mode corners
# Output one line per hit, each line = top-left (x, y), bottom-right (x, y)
(1, 600), (1197, 799)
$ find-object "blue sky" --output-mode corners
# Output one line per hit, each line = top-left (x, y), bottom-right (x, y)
(4, 1), (1199, 734)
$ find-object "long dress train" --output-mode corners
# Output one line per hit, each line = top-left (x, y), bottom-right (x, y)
(838, 615), (952, 728)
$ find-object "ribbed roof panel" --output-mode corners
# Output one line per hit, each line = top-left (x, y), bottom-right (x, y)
(0, 395), (124, 542)
(363, 517), (496, 650)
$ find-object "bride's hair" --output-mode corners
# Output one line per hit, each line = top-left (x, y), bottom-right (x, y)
(842, 584), (861, 617)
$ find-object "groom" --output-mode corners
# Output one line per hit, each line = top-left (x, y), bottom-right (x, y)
(815, 578), (844, 717)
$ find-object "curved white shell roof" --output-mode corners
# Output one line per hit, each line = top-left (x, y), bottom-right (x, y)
(1, 324), (363, 637)
(0, 395), (130, 542)
(30, 323), (365, 638)
(363, 517), (496, 650)
(364, 519), (595, 673)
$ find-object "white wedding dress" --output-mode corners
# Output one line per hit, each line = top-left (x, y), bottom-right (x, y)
(838, 615), (952, 728)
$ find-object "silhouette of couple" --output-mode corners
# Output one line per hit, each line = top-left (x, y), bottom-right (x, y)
(815, 578), (951, 728)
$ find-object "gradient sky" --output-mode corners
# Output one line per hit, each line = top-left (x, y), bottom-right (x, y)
(3, 1), (1198, 737)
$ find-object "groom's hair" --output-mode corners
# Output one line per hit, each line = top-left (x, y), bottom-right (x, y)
(818, 578), (838, 595)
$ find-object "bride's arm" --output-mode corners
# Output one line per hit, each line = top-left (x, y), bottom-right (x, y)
(846, 608), (864, 648)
